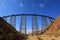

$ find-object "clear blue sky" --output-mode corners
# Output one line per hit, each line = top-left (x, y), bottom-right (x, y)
(0, 0), (60, 18)
(0, 0), (60, 33)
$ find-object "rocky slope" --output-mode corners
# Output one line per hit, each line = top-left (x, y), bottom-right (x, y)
(27, 16), (60, 40)
(0, 17), (26, 40)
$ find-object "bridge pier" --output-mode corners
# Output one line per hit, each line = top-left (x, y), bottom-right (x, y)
(10, 16), (16, 28)
(3, 17), (7, 21)
(32, 16), (39, 35)
(41, 16), (47, 29)
(20, 16), (26, 35)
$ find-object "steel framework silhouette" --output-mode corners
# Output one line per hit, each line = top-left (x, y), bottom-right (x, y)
(2, 14), (55, 35)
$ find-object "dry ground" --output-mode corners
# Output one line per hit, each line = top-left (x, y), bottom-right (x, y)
(27, 35), (60, 40)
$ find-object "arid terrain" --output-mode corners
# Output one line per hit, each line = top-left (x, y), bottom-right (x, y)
(27, 16), (60, 40)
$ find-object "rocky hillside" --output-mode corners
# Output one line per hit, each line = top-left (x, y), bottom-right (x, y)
(44, 16), (60, 35)
(27, 16), (60, 40)
(0, 17), (27, 40)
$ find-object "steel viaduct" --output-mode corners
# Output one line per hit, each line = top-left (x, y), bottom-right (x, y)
(2, 14), (55, 35)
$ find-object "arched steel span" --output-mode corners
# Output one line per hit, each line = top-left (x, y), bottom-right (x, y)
(2, 14), (55, 35)
(2, 14), (55, 19)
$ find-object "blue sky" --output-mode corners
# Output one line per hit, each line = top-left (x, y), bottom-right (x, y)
(0, 0), (60, 18)
(0, 0), (60, 33)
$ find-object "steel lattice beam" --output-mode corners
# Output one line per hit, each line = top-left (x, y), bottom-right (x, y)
(3, 17), (7, 21)
(10, 16), (16, 28)
(2, 14), (55, 19)
(32, 16), (38, 35)
(20, 16), (26, 34)
(41, 16), (47, 29)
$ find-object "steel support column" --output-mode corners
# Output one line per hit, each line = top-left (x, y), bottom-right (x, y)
(10, 16), (16, 28)
(10, 17), (12, 25)
(32, 16), (38, 35)
(3, 17), (7, 21)
(50, 18), (54, 23)
(41, 16), (47, 29)
(20, 16), (26, 34)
